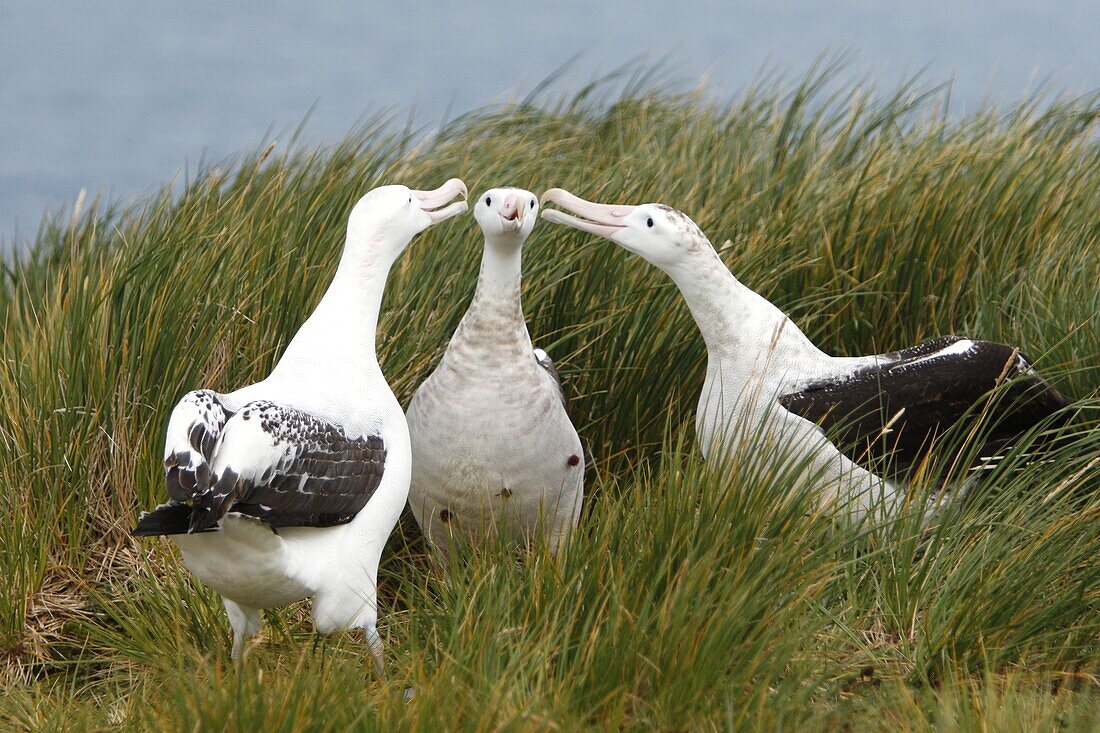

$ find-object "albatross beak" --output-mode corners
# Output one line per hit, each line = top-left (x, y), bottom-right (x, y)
(414, 178), (469, 223)
(500, 193), (523, 228)
(539, 188), (635, 239)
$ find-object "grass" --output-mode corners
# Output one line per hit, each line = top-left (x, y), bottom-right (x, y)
(2, 63), (1099, 729)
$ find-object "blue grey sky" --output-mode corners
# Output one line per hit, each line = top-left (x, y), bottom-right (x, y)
(2, 1), (1097, 242)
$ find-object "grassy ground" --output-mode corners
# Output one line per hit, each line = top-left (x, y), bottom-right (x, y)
(2, 65), (1099, 730)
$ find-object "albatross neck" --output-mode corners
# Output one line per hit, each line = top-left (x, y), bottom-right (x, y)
(477, 233), (525, 294)
(273, 248), (394, 379)
(663, 247), (824, 368)
(444, 233), (532, 366)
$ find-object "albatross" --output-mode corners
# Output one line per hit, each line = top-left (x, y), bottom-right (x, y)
(541, 188), (1070, 516)
(406, 187), (584, 556)
(133, 179), (468, 669)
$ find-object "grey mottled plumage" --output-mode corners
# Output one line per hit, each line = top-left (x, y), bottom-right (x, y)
(406, 188), (584, 556)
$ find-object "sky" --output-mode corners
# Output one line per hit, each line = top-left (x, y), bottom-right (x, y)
(1, 0), (1097, 244)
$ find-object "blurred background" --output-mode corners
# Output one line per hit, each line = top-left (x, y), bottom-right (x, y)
(2, 0), (1097, 246)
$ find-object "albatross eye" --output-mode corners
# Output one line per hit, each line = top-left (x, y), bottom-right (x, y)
(529, 200), (535, 209)
(647, 217), (654, 228)
(485, 196), (492, 206)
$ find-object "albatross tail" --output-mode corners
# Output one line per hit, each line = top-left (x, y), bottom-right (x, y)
(132, 502), (216, 536)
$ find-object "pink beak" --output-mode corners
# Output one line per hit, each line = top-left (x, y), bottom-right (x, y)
(413, 178), (469, 223)
(539, 188), (635, 239)
(499, 193), (523, 225)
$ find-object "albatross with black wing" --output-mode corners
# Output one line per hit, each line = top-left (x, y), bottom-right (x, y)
(133, 179), (468, 669)
(541, 188), (1070, 517)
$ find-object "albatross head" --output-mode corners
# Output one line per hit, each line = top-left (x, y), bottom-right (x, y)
(473, 187), (539, 243)
(345, 179), (468, 264)
(540, 188), (711, 271)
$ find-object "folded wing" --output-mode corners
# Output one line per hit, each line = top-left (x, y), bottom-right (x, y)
(534, 348), (566, 407)
(779, 337), (1070, 478)
(134, 398), (386, 535)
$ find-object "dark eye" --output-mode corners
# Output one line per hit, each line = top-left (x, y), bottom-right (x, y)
(529, 200), (535, 209)
(647, 217), (654, 228)
(408, 196), (412, 203)
(485, 196), (492, 206)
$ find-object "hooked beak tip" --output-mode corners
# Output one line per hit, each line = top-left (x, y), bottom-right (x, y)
(498, 193), (524, 226)
(540, 188), (566, 207)
(414, 178), (469, 225)
(446, 178), (469, 200)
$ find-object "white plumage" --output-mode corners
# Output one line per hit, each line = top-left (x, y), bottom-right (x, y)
(134, 180), (468, 666)
(541, 189), (1069, 518)
(407, 187), (584, 557)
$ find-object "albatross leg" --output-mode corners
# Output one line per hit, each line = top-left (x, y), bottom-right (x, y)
(365, 626), (385, 677)
(364, 626), (414, 699)
(223, 598), (262, 659)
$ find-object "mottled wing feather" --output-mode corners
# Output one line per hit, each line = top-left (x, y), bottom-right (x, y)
(133, 390), (233, 536)
(876, 335), (969, 363)
(162, 389), (232, 501)
(534, 348), (566, 407)
(187, 401), (387, 532)
(779, 338), (1070, 477)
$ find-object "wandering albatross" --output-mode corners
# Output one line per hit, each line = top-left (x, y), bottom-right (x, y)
(541, 188), (1070, 516)
(406, 187), (584, 556)
(133, 179), (468, 669)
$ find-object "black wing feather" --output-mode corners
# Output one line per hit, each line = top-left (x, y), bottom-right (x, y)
(780, 337), (1070, 478)
(133, 502), (214, 536)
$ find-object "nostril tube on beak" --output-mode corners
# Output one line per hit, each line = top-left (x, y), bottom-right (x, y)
(500, 194), (521, 222)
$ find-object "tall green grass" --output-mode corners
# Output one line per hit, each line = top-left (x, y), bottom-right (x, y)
(1, 65), (1098, 729)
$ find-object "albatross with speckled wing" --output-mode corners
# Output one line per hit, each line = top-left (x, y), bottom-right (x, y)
(133, 179), (468, 670)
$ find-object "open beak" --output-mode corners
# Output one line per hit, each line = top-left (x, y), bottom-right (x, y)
(414, 178), (469, 223)
(540, 188), (635, 239)
(499, 193), (524, 229)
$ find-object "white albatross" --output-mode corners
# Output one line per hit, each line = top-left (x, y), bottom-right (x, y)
(133, 179), (468, 669)
(541, 188), (1070, 517)
(406, 187), (584, 556)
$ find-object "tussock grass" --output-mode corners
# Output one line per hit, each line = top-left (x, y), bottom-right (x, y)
(1, 65), (1098, 729)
